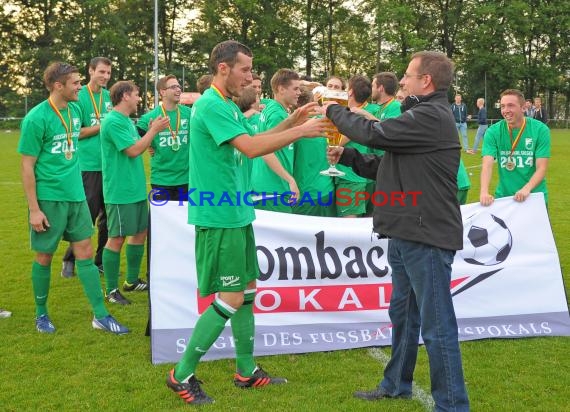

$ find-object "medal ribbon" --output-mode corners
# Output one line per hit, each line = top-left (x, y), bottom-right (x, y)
(210, 84), (227, 101)
(160, 103), (180, 144)
(87, 84), (103, 120)
(378, 98), (395, 116)
(506, 117), (526, 159)
(48, 97), (73, 152)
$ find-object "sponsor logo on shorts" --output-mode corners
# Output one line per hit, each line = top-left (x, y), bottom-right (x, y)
(221, 275), (240, 287)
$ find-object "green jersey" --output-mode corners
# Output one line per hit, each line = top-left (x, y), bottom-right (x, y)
(337, 103), (379, 183)
(457, 158), (471, 191)
(293, 136), (334, 198)
(17, 100), (85, 202)
(76, 85), (112, 172)
(188, 87), (255, 228)
(482, 117), (550, 201)
(248, 112), (262, 134)
(100, 110), (147, 204)
(137, 104), (191, 186)
(369, 99), (401, 156)
(251, 99), (295, 194)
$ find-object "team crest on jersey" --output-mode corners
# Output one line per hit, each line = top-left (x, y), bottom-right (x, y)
(181, 119), (188, 128)
(525, 138), (533, 150)
(105, 102), (113, 111)
(73, 118), (81, 129)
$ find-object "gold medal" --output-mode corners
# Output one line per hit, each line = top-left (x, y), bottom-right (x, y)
(64, 150), (73, 160)
(505, 118), (526, 172)
(171, 141), (180, 151)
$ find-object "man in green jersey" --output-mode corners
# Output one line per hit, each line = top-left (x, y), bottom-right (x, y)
(62, 57), (113, 278)
(18, 62), (128, 335)
(293, 86), (336, 216)
(165, 40), (328, 405)
(252, 69), (302, 212)
(137, 75), (190, 201)
(366, 72), (402, 122)
(100, 81), (169, 305)
(480, 89), (550, 205)
(336, 75), (376, 217)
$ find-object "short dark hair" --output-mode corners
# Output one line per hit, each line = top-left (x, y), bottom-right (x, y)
(270, 69), (299, 94)
(411, 51), (454, 91)
(348, 75), (371, 105)
(234, 86), (258, 112)
(43, 62), (79, 92)
(89, 57), (112, 70)
(252, 73), (261, 81)
(209, 40), (252, 75)
(500, 89), (525, 105)
(373, 72), (398, 96)
(196, 74), (212, 94)
(157, 75), (178, 91)
(110, 80), (138, 106)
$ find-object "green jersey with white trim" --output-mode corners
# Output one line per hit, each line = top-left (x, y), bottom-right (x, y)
(18, 100), (85, 201)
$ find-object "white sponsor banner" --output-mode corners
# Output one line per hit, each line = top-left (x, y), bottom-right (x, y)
(150, 193), (570, 364)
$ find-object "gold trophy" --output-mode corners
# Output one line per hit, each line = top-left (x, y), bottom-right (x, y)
(318, 89), (348, 177)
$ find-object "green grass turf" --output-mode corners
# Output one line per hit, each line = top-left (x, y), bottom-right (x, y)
(0, 129), (568, 411)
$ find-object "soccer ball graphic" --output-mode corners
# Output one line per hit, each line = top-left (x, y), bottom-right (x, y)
(459, 213), (513, 266)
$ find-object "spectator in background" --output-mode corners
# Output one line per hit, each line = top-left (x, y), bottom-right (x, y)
(451, 94), (469, 151)
(468, 97), (488, 154)
(533, 97), (548, 124)
(524, 99), (535, 117)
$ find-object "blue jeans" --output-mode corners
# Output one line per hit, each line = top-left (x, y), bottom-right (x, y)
(472, 125), (488, 152)
(456, 122), (468, 150)
(380, 238), (469, 411)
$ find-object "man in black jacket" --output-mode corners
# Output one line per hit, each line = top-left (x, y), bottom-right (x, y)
(325, 51), (469, 411)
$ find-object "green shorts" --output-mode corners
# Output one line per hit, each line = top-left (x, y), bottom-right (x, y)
(195, 224), (259, 297)
(106, 200), (148, 237)
(335, 179), (368, 217)
(30, 200), (93, 253)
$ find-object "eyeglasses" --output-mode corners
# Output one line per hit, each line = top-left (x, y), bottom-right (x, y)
(164, 84), (182, 90)
(403, 73), (427, 79)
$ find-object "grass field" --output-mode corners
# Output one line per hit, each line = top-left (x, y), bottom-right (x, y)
(0, 129), (569, 411)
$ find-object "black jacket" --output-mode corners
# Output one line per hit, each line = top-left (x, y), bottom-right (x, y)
(327, 90), (463, 251)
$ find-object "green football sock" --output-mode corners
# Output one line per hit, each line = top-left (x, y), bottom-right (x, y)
(231, 289), (257, 376)
(31, 261), (51, 317)
(102, 248), (121, 294)
(76, 258), (108, 319)
(125, 244), (145, 284)
(174, 299), (236, 382)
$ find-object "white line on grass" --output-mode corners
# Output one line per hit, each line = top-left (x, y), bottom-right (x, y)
(368, 347), (435, 411)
